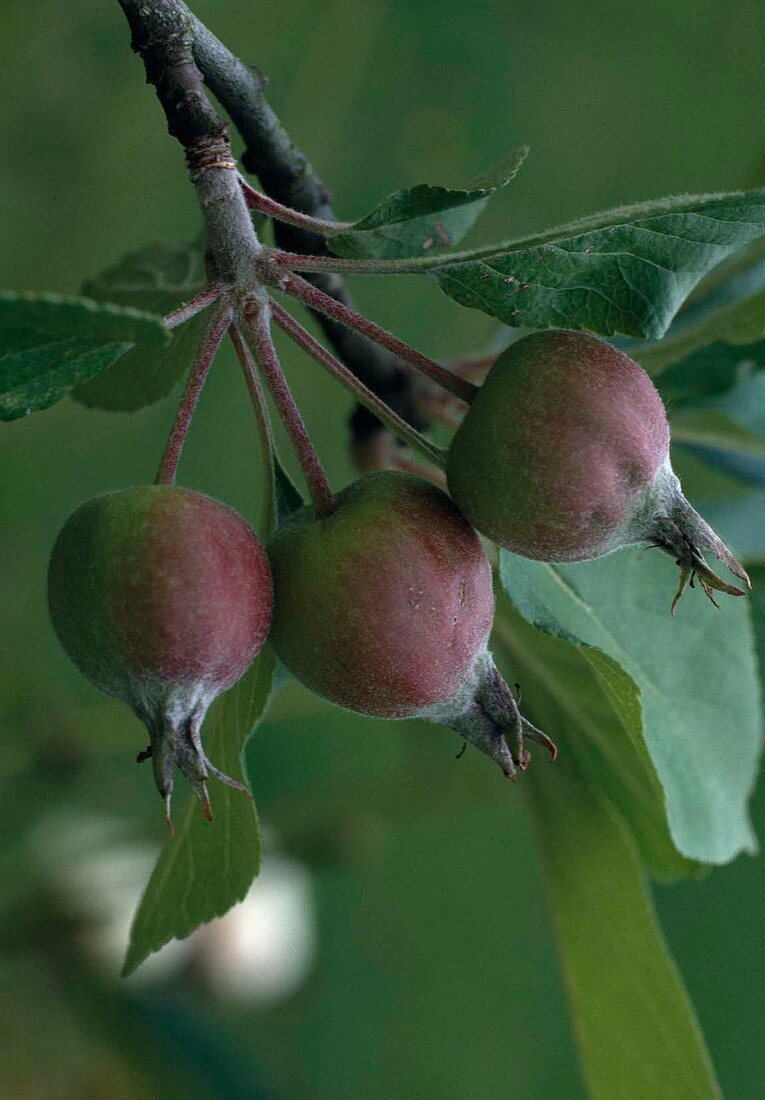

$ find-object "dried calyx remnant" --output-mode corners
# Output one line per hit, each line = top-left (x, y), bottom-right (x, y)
(267, 471), (556, 777)
(447, 330), (750, 611)
(47, 486), (273, 829)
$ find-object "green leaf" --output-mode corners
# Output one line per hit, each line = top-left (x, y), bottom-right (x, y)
(2, 340), (131, 422)
(748, 562), (765, 714)
(73, 239), (209, 411)
(679, 240), (765, 319)
(656, 342), (764, 409)
(527, 763), (722, 1100)
(499, 548), (761, 864)
(0, 292), (168, 421)
(492, 601), (694, 881)
(328, 149), (528, 260)
(639, 287), (765, 379)
(636, 285), (765, 422)
(0, 292), (168, 345)
(257, 456), (302, 698)
(80, 239), (207, 315)
(72, 312), (209, 413)
(122, 646), (276, 977)
(433, 190), (765, 339)
(671, 409), (765, 456)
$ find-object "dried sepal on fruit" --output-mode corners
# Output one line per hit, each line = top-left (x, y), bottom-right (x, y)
(446, 330), (750, 610)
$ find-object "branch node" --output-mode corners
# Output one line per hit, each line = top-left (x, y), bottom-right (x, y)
(186, 133), (237, 178)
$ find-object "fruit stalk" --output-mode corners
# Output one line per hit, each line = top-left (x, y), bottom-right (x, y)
(280, 272), (478, 404)
(155, 304), (233, 486)
(270, 301), (447, 470)
(229, 323), (280, 533)
(163, 284), (223, 330)
(242, 301), (335, 515)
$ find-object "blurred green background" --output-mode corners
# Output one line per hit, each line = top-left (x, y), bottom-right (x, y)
(1, 1), (764, 1096)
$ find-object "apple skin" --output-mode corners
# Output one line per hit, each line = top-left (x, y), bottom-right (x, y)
(48, 485), (273, 824)
(48, 484), (272, 711)
(447, 330), (670, 563)
(267, 471), (495, 719)
(446, 329), (749, 610)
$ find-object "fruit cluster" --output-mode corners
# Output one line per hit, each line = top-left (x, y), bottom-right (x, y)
(48, 331), (748, 826)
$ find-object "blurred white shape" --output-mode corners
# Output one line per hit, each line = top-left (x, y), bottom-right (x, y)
(33, 809), (317, 1003)
(197, 852), (317, 1006)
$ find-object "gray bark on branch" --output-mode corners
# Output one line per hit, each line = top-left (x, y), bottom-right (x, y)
(142, 0), (428, 438)
(118, 0), (263, 289)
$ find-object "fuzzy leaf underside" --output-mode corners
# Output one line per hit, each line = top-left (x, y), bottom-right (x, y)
(499, 548), (762, 865)
(73, 239), (209, 411)
(493, 600), (694, 882)
(122, 647), (276, 977)
(749, 563), (765, 708)
(636, 284), (765, 456)
(329, 148), (528, 260)
(0, 293), (168, 420)
(433, 190), (765, 339)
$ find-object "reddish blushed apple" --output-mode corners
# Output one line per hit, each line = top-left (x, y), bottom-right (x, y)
(268, 471), (556, 777)
(48, 485), (273, 826)
(447, 330), (749, 610)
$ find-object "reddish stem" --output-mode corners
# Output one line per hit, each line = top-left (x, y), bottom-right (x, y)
(155, 304), (233, 485)
(229, 325), (275, 452)
(163, 284), (224, 330)
(243, 303), (335, 515)
(239, 176), (346, 236)
(279, 272), (477, 404)
(229, 325), (279, 533)
(271, 301), (447, 469)
(268, 247), (453, 276)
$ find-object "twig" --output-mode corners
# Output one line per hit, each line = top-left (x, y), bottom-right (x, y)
(118, 0), (263, 287)
(171, 0), (430, 435)
(120, 0), (443, 464)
